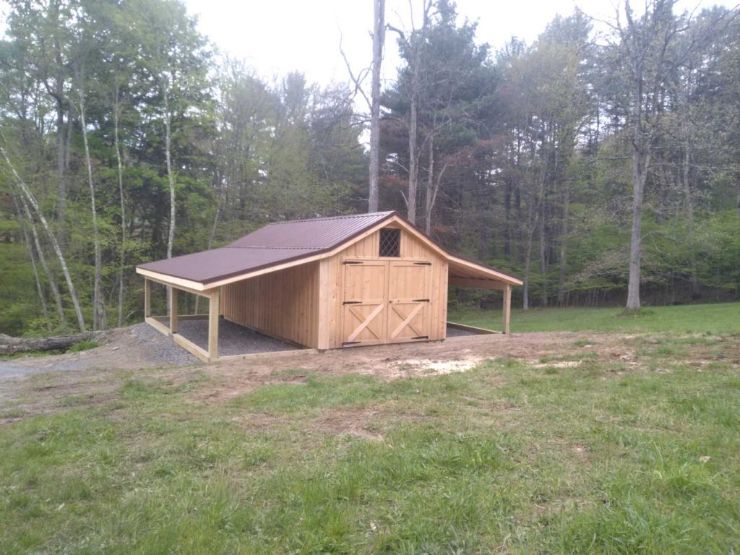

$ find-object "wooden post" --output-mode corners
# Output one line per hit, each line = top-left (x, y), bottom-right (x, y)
(208, 288), (220, 362)
(168, 286), (178, 334)
(144, 278), (151, 318)
(502, 284), (512, 335)
(316, 259), (331, 349)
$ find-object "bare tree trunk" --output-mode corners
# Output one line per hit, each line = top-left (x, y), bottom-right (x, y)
(557, 181), (570, 305)
(679, 115), (699, 296)
(626, 146), (649, 311)
(163, 83), (176, 260)
(78, 87), (105, 330)
(13, 195), (50, 327)
(55, 102), (67, 240)
(539, 192), (547, 307)
(621, 0), (677, 311)
(504, 177), (512, 257)
(113, 87), (126, 326)
(0, 331), (102, 355)
(407, 78), (419, 224)
(523, 200), (539, 311)
(523, 230), (534, 310)
(17, 194), (65, 326)
(49, 0), (68, 246)
(424, 133), (434, 235)
(1, 141), (86, 330)
(196, 191), (224, 314)
(387, 1), (429, 226)
(368, 0), (385, 213)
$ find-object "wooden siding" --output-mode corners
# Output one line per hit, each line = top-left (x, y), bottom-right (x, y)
(222, 261), (320, 348)
(320, 225), (449, 348)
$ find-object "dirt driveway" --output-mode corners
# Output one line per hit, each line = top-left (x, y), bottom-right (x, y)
(2, 327), (736, 420)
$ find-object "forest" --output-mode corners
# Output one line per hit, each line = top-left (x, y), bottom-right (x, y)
(0, 0), (738, 335)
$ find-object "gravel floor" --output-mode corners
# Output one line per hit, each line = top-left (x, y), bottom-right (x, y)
(176, 318), (299, 356)
(128, 323), (199, 365)
(446, 326), (491, 337)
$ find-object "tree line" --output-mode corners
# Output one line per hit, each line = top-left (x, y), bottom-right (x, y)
(0, 0), (737, 335)
(379, 0), (738, 310)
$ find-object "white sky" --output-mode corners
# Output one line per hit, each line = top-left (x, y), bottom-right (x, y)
(184, 0), (736, 92)
(0, 0), (732, 91)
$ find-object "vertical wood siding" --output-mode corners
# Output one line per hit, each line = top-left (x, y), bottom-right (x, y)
(222, 261), (320, 347)
(323, 226), (449, 348)
(221, 224), (449, 349)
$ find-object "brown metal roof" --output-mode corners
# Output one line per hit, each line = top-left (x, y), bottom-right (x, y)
(228, 212), (394, 249)
(137, 212), (395, 285)
(137, 210), (523, 288)
(137, 246), (319, 285)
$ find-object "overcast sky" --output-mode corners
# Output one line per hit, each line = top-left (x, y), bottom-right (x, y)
(0, 0), (732, 89)
(183, 0), (736, 91)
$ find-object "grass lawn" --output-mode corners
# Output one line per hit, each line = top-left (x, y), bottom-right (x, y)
(450, 301), (740, 334)
(0, 306), (738, 553)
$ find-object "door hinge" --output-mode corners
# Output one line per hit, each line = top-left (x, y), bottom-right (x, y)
(412, 335), (429, 340)
(343, 260), (363, 265)
(343, 301), (362, 305)
(342, 341), (361, 346)
(412, 298), (430, 302)
(414, 261), (432, 266)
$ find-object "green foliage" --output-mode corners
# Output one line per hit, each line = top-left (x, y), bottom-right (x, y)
(0, 0), (366, 335)
(0, 244), (38, 336)
(66, 339), (98, 353)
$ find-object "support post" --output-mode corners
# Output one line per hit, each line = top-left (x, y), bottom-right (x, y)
(144, 278), (151, 318)
(502, 284), (512, 335)
(316, 259), (331, 349)
(168, 287), (178, 334)
(208, 288), (220, 362)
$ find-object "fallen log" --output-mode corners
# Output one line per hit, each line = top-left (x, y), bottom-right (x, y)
(0, 331), (104, 355)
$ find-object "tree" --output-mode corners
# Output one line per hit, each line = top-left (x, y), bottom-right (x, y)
(387, 0), (433, 224)
(0, 139), (86, 331)
(369, 0), (385, 212)
(610, 0), (683, 310)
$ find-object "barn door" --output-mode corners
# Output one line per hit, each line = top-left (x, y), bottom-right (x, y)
(341, 260), (388, 346)
(386, 261), (431, 342)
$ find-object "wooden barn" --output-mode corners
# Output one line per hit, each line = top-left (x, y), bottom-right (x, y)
(136, 212), (522, 361)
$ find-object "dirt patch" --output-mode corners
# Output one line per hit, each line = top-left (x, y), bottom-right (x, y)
(190, 333), (614, 403)
(310, 408), (388, 441)
(389, 357), (483, 377)
(533, 360), (582, 369)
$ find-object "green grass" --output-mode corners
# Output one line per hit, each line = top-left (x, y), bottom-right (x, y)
(450, 301), (740, 334)
(0, 335), (738, 553)
(66, 339), (99, 353)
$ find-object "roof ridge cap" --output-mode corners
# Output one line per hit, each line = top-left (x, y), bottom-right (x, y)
(265, 211), (395, 225)
(226, 246), (321, 251)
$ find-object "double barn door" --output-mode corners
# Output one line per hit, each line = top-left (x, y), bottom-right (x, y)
(341, 259), (432, 346)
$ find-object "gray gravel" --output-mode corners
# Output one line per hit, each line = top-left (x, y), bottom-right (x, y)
(128, 323), (199, 365)
(176, 318), (298, 356)
(446, 326), (490, 337)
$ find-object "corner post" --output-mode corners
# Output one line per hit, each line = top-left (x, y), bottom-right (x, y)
(316, 259), (331, 349)
(168, 287), (178, 334)
(208, 288), (220, 362)
(144, 278), (151, 319)
(502, 284), (512, 335)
